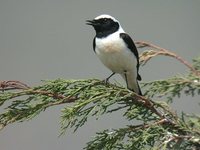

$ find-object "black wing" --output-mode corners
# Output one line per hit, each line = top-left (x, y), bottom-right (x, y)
(120, 33), (141, 81)
(93, 37), (96, 53)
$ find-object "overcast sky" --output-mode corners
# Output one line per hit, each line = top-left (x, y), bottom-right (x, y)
(0, 1), (200, 149)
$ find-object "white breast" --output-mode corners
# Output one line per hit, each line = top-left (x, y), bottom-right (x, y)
(95, 30), (137, 76)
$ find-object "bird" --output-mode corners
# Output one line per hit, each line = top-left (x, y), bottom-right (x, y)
(86, 14), (142, 95)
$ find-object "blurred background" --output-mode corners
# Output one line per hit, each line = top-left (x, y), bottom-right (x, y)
(0, 0), (199, 149)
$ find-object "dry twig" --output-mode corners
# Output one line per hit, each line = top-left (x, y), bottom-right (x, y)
(136, 41), (200, 76)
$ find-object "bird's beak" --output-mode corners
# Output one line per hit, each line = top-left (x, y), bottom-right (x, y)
(86, 19), (98, 26)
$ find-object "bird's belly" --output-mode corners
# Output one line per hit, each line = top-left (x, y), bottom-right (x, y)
(96, 43), (137, 74)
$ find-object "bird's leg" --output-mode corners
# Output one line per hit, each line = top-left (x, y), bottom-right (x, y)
(124, 70), (129, 88)
(104, 72), (115, 84)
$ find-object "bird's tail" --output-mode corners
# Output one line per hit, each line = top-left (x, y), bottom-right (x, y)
(121, 73), (142, 95)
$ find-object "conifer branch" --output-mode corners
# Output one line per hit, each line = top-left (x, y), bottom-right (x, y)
(0, 42), (200, 149)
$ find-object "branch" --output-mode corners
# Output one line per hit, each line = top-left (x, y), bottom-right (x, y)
(0, 80), (30, 91)
(136, 41), (200, 76)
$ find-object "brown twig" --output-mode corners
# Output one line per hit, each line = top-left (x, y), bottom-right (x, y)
(129, 118), (171, 131)
(27, 89), (77, 103)
(132, 93), (165, 119)
(0, 80), (30, 91)
(136, 41), (200, 76)
(161, 134), (200, 149)
(0, 80), (78, 109)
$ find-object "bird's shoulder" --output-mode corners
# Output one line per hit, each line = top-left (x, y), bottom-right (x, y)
(119, 33), (139, 59)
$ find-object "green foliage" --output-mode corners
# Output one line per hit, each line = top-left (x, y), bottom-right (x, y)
(85, 125), (167, 150)
(0, 55), (200, 149)
(193, 56), (200, 70)
(142, 73), (200, 103)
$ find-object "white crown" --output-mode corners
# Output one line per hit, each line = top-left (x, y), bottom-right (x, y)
(94, 14), (118, 23)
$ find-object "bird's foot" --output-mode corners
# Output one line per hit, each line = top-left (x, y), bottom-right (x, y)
(102, 72), (115, 85)
(102, 78), (109, 85)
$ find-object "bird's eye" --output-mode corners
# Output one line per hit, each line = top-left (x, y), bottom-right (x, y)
(103, 18), (108, 22)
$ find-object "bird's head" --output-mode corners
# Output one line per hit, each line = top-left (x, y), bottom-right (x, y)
(86, 14), (121, 38)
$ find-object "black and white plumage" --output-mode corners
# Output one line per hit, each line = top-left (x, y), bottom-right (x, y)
(86, 14), (142, 95)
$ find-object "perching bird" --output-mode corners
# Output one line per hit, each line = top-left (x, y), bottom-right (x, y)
(86, 14), (142, 95)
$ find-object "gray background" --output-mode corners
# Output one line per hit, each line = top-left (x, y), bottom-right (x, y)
(0, 0), (199, 149)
